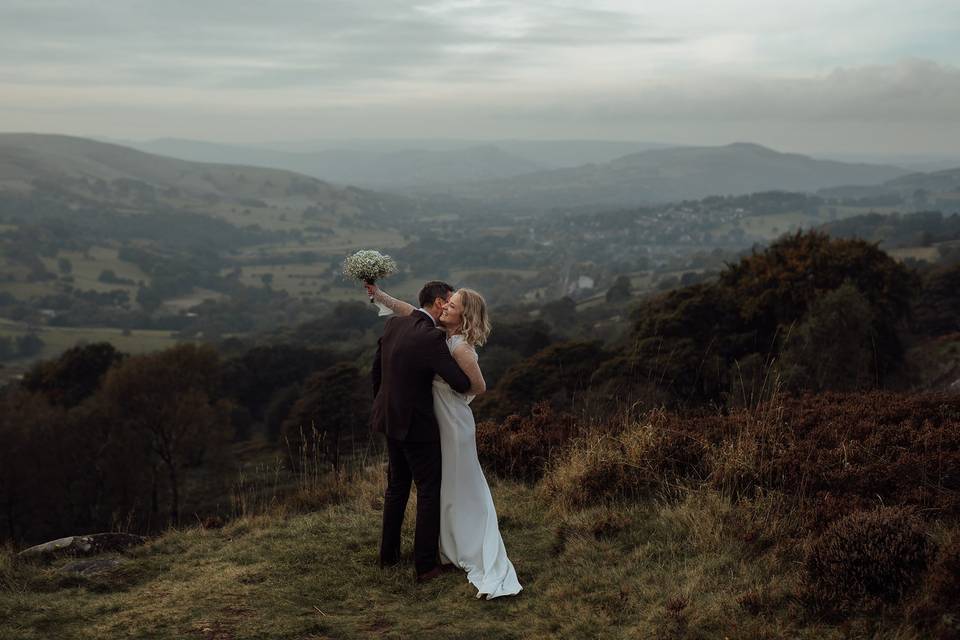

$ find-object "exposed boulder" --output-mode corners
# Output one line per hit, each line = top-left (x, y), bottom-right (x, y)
(18, 533), (147, 561)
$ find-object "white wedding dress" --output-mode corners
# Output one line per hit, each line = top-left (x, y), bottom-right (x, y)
(433, 334), (522, 599)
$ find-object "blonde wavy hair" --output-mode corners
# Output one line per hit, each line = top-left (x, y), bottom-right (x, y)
(455, 288), (492, 347)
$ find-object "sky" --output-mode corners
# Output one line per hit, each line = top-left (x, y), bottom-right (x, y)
(1, 0), (959, 155)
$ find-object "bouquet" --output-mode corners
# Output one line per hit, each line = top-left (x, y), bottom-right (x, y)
(342, 249), (398, 316)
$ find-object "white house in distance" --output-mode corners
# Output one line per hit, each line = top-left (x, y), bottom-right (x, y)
(567, 275), (595, 296)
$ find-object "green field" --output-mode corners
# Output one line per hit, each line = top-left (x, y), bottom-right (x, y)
(738, 212), (817, 239)
(887, 246), (941, 262)
(1, 244), (149, 304)
(222, 255), (541, 303)
(159, 288), (230, 312)
(231, 227), (408, 261)
(736, 206), (885, 241)
(0, 317), (187, 376)
(40, 245), (149, 292)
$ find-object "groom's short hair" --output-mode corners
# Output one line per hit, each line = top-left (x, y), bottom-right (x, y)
(418, 281), (454, 308)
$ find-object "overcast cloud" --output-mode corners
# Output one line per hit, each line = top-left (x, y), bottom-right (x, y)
(1, 0), (958, 153)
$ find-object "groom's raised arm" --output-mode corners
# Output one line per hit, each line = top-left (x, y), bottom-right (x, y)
(424, 331), (471, 394)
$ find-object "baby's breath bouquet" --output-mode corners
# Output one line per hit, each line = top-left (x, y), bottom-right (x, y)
(342, 249), (398, 316)
(342, 249), (397, 284)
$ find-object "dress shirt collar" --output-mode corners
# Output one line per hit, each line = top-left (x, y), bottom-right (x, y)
(416, 308), (438, 326)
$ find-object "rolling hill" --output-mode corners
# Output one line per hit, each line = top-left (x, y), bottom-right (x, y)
(820, 167), (960, 206)
(422, 142), (912, 211)
(0, 133), (408, 220)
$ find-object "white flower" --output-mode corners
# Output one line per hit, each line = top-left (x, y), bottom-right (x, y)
(341, 249), (398, 283)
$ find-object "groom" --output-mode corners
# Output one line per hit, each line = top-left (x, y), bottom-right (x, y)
(371, 280), (472, 582)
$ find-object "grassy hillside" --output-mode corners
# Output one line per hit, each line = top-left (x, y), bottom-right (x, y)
(0, 466), (876, 640)
(5, 386), (959, 639)
(0, 133), (416, 232)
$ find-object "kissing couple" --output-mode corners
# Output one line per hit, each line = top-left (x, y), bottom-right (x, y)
(367, 280), (522, 599)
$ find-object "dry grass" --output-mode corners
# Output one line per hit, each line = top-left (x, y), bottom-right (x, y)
(3, 391), (956, 639)
(539, 410), (697, 511)
(2, 462), (938, 639)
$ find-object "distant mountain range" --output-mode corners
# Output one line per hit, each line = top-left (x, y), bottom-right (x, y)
(418, 143), (913, 210)
(5, 134), (957, 216)
(120, 137), (674, 188)
(119, 137), (924, 210)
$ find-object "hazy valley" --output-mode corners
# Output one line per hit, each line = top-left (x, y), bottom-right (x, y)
(2, 132), (960, 639)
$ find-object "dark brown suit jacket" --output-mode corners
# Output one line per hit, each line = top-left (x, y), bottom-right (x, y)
(371, 311), (471, 442)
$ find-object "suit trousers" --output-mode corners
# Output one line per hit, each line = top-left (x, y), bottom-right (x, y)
(379, 436), (442, 575)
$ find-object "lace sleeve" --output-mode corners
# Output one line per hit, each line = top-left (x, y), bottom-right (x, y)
(372, 288), (416, 316)
(452, 343), (485, 395)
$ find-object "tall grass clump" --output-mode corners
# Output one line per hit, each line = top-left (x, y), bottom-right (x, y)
(279, 422), (363, 514)
(231, 458), (285, 519)
(540, 408), (712, 511)
(231, 423), (372, 520)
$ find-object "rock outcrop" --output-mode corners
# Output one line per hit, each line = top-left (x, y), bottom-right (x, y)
(17, 533), (147, 561)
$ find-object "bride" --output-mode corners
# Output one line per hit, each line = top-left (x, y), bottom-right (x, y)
(365, 283), (522, 599)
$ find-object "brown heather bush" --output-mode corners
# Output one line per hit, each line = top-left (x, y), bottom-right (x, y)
(701, 392), (960, 531)
(803, 507), (931, 614)
(910, 534), (960, 638)
(926, 536), (960, 615)
(476, 401), (579, 479)
(520, 391), (959, 527)
(769, 392), (960, 530)
(490, 390), (959, 630)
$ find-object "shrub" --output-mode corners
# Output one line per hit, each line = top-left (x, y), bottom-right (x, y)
(913, 263), (960, 336)
(21, 342), (125, 407)
(700, 392), (960, 529)
(910, 534), (960, 637)
(774, 392), (960, 529)
(476, 402), (578, 480)
(622, 231), (916, 405)
(803, 507), (931, 613)
(778, 281), (879, 392)
(473, 340), (609, 421)
(532, 391), (960, 531)
(925, 536), (960, 615)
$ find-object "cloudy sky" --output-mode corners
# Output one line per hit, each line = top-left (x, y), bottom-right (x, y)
(1, 0), (958, 154)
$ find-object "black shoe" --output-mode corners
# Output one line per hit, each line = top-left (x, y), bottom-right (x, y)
(415, 566), (445, 584)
